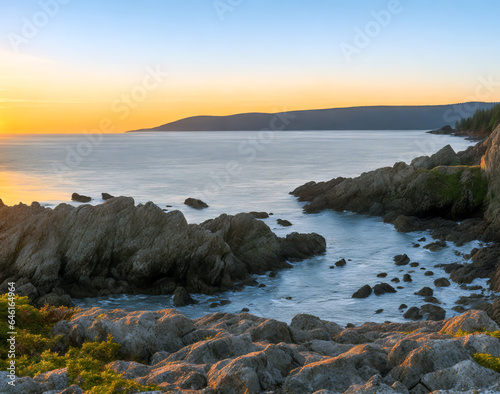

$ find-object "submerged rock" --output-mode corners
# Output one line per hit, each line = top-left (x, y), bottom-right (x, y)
(71, 193), (91, 203)
(101, 192), (114, 200)
(415, 287), (433, 297)
(172, 287), (197, 307)
(352, 285), (372, 299)
(277, 218), (292, 226)
(373, 283), (397, 296)
(434, 277), (451, 287)
(394, 254), (410, 266)
(335, 258), (347, 267)
(184, 197), (209, 209)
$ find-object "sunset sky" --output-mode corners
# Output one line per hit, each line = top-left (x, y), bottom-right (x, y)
(1, 0), (499, 133)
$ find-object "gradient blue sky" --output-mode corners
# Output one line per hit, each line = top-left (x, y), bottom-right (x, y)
(1, 0), (499, 132)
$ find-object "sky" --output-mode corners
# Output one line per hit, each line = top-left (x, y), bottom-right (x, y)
(0, 0), (499, 133)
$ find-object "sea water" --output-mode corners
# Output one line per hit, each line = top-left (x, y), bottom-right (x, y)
(0, 130), (490, 324)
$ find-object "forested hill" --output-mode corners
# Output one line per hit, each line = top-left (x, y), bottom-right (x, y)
(129, 102), (499, 132)
(456, 103), (500, 135)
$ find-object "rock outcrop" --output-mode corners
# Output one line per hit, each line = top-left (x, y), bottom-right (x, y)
(292, 144), (487, 221)
(10, 308), (500, 393)
(0, 198), (325, 305)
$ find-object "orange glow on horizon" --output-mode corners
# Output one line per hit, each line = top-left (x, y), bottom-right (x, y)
(2, 51), (500, 134)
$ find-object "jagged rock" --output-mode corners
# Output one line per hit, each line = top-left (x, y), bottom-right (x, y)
(305, 340), (354, 358)
(166, 333), (256, 364)
(410, 262), (419, 267)
(137, 362), (207, 389)
(291, 145), (486, 221)
(403, 274), (412, 282)
(441, 310), (500, 335)
(208, 343), (304, 393)
(377, 272), (388, 278)
(172, 287), (197, 307)
(388, 339), (420, 366)
(105, 360), (151, 379)
(424, 270), (434, 276)
(66, 308), (196, 360)
(391, 339), (471, 388)
(415, 287), (433, 297)
(344, 374), (408, 393)
(352, 285), (372, 298)
(420, 359), (500, 392)
(290, 314), (342, 339)
(184, 197), (209, 209)
(282, 344), (391, 393)
(455, 333), (500, 357)
(101, 193), (114, 200)
(0, 200), (325, 302)
(434, 278), (451, 287)
(150, 351), (170, 365)
(33, 367), (69, 391)
(71, 193), (91, 203)
(483, 125), (500, 240)
(373, 283), (397, 295)
(335, 258), (347, 267)
(334, 330), (369, 345)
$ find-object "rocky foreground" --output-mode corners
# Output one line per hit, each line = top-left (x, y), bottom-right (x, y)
(3, 307), (500, 393)
(0, 198), (325, 307)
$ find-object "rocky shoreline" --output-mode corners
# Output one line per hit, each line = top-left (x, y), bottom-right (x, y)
(292, 125), (500, 306)
(0, 198), (325, 307)
(4, 304), (500, 393)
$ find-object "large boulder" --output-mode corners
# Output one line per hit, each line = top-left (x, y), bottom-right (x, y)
(482, 125), (500, 240)
(441, 310), (500, 335)
(202, 213), (325, 273)
(65, 308), (196, 360)
(455, 333), (500, 357)
(391, 339), (471, 388)
(420, 359), (500, 392)
(207, 343), (304, 394)
(71, 193), (91, 203)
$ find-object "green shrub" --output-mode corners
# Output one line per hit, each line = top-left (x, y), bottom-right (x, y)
(473, 353), (500, 372)
(0, 294), (160, 393)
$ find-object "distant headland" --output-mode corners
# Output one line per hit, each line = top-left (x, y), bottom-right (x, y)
(128, 102), (499, 132)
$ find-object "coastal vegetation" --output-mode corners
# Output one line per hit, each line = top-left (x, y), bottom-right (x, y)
(0, 295), (160, 393)
(456, 103), (500, 135)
